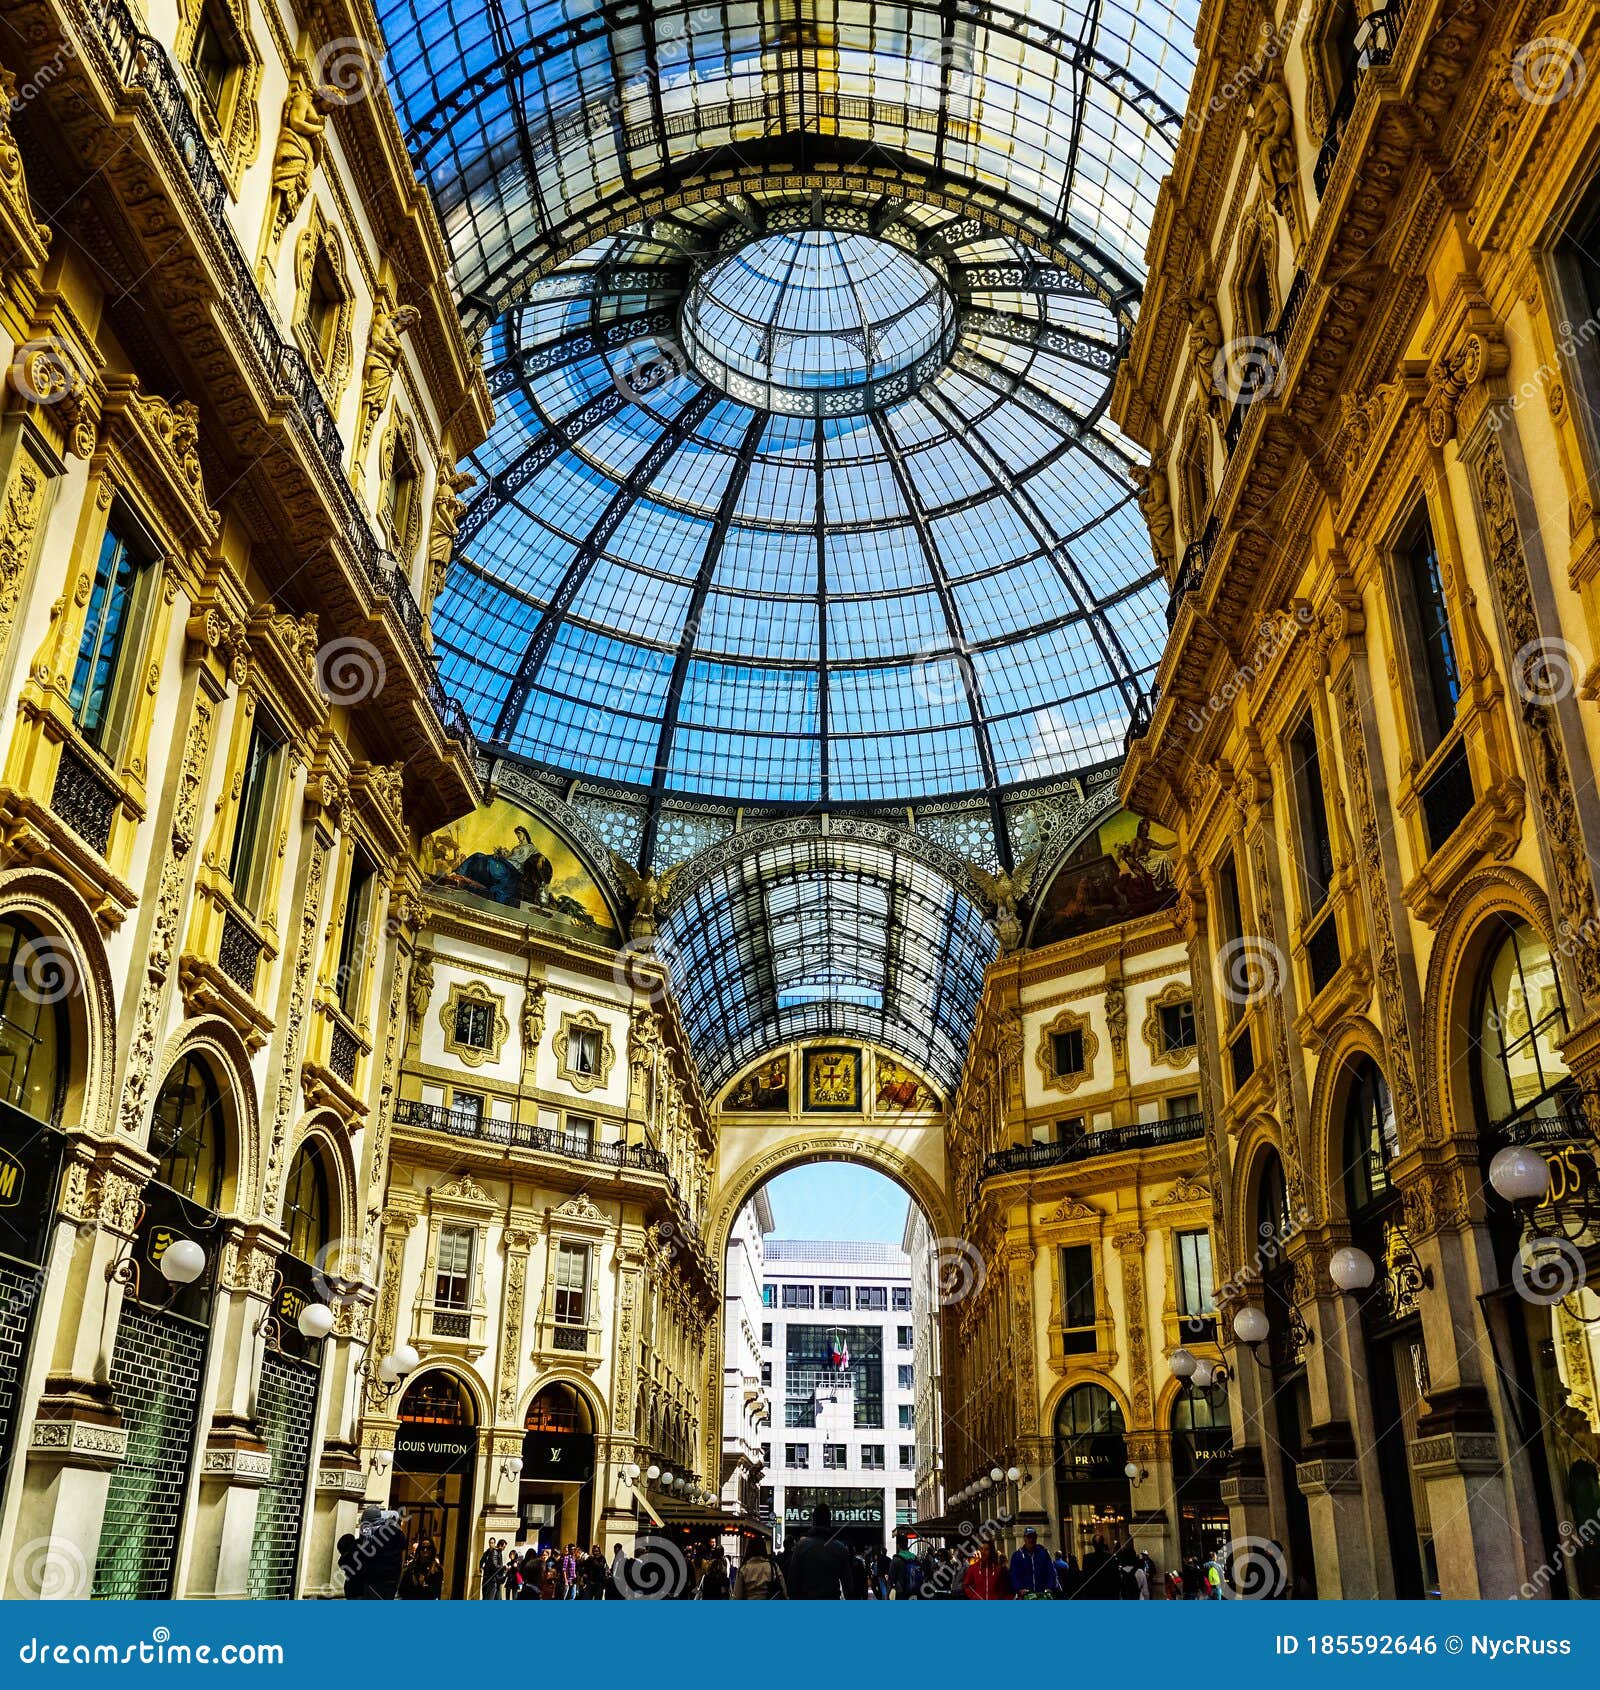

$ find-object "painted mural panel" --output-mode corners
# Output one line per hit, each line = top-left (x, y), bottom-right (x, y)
(420, 799), (619, 943)
(874, 1056), (939, 1113)
(1029, 811), (1177, 949)
(725, 1055), (791, 1112)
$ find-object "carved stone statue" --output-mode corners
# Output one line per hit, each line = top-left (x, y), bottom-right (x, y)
(268, 72), (336, 253)
(610, 852), (682, 941)
(1130, 462), (1177, 574)
(1185, 282), (1224, 407)
(522, 980), (546, 1058)
(1246, 69), (1296, 207)
(964, 853), (1040, 955)
(425, 465), (475, 615)
(407, 952), (433, 1028)
(356, 300), (420, 466)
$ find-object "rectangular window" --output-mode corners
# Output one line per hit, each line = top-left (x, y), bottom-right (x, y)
(761, 1322), (772, 1345)
(226, 714), (286, 917)
(856, 1285), (887, 1311)
(897, 1404), (913, 1429)
(434, 1224), (473, 1311)
(781, 1284), (814, 1309)
(1051, 1028), (1085, 1077)
(762, 1285), (776, 1308)
(189, 2), (236, 116)
(898, 1365), (913, 1389)
(562, 1114), (594, 1155)
(453, 998), (494, 1052)
(1216, 855), (1246, 1021)
(1061, 1244), (1097, 1351)
(1177, 1230), (1216, 1317)
(892, 1287), (911, 1311)
(569, 1026), (601, 1076)
(819, 1284), (850, 1309)
(1398, 510), (1461, 752)
(450, 1089), (483, 1128)
(761, 1362), (772, 1386)
(1159, 1001), (1197, 1054)
(899, 1445), (915, 1468)
(1166, 1092), (1200, 1120)
(336, 847), (377, 1020)
(1290, 715), (1335, 913)
(785, 1444), (809, 1469)
(553, 1241), (590, 1326)
(70, 512), (155, 754)
(897, 1326), (912, 1348)
(896, 1490), (915, 1526)
(1057, 1116), (1085, 1144)
(823, 1443), (847, 1469)
(861, 1444), (885, 1470)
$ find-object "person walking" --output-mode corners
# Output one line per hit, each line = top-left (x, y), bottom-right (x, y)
(479, 1539), (503, 1600)
(786, 1504), (858, 1599)
(1052, 1547), (1079, 1598)
(888, 1532), (925, 1600)
(963, 1538), (1012, 1601)
(731, 1540), (786, 1599)
(356, 1506), (405, 1600)
(399, 1538), (443, 1600)
(698, 1546), (731, 1599)
(1008, 1527), (1057, 1598)
(562, 1543), (579, 1599)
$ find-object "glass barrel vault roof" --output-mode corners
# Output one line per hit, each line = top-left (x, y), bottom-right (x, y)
(377, 0), (1201, 810)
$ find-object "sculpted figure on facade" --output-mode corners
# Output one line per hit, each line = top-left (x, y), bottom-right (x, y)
(268, 72), (337, 253)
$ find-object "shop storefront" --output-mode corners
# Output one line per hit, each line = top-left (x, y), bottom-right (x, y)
(1172, 1384), (1232, 1565)
(0, 1100), (64, 1500)
(1052, 1385), (1131, 1561)
(519, 1383), (595, 1550)
(781, 1486), (885, 1553)
(393, 1374), (478, 1599)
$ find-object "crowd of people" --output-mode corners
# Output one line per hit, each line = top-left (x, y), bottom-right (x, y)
(334, 1500), (1247, 1600)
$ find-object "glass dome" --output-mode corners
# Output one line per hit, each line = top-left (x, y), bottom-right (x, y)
(378, 0), (1199, 809)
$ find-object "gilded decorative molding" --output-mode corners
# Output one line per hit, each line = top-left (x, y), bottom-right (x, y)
(553, 1007), (615, 1093)
(1140, 980), (1197, 1070)
(1034, 1005), (1098, 1097)
(437, 978), (509, 1067)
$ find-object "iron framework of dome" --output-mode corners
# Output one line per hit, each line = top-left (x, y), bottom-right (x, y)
(379, 0), (1198, 843)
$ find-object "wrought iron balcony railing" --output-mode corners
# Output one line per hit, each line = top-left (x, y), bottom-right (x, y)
(981, 1111), (1205, 1178)
(1491, 1084), (1593, 1149)
(395, 1098), (671, 1173)
(91, 0), (475, 756)
(1313, 2), (1411, 196)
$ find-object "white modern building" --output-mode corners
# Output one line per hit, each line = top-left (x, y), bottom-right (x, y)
(721, 1193), (774, 1530)
(761, 1240), (920, 1553)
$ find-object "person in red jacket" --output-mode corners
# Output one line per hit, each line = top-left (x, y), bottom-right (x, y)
(963, 1539), (1013, 1600)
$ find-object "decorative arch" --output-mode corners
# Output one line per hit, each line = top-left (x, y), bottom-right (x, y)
(707, 1135), (954, 1268)
(399, 1359), (490, 1428)
(516, 1370), (608, 1438)
(0, 867), (117, 1139)
(1422, 867), (1558, 1145)
(1306, 1017), (1388, 1221)
(284, 1109), (358, 1249)
(1229, 1117), (1293, 1269)
(1041, 1370), (1135, 1433)
(146, 1017), (261, 1217)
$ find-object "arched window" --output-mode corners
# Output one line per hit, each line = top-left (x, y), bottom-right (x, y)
(282, 1141), (331, 1264)
(1181, 424), (1210, 542)
(525, 1382), (594, 1434)
(1255, 1148), (1291, 1243)
(1344, 1056), (1399, 1215)
(1474, 918), (1569, 1127)
(0, 916), (67, 1124)
(1055, 1382), (1125, 1443)
(149, 1053), (225, 1209)
(397, 1371), (474, 1426)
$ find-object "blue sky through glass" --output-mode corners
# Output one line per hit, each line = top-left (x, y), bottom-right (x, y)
(763, 1164), (912, 1245)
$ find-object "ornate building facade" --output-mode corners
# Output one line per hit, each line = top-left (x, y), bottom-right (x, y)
(940, 889), (1222, 1577)
(0, 0), (488, 1598)
(1117, 0), (1600, 1600)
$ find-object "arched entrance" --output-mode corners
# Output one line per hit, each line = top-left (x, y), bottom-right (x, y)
(1052, 1383), (1130, 1586)
(521, 1382), (597, 1550)
(1171, 1383), (1232, 1565)
(393, 1371), (479, 1599)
